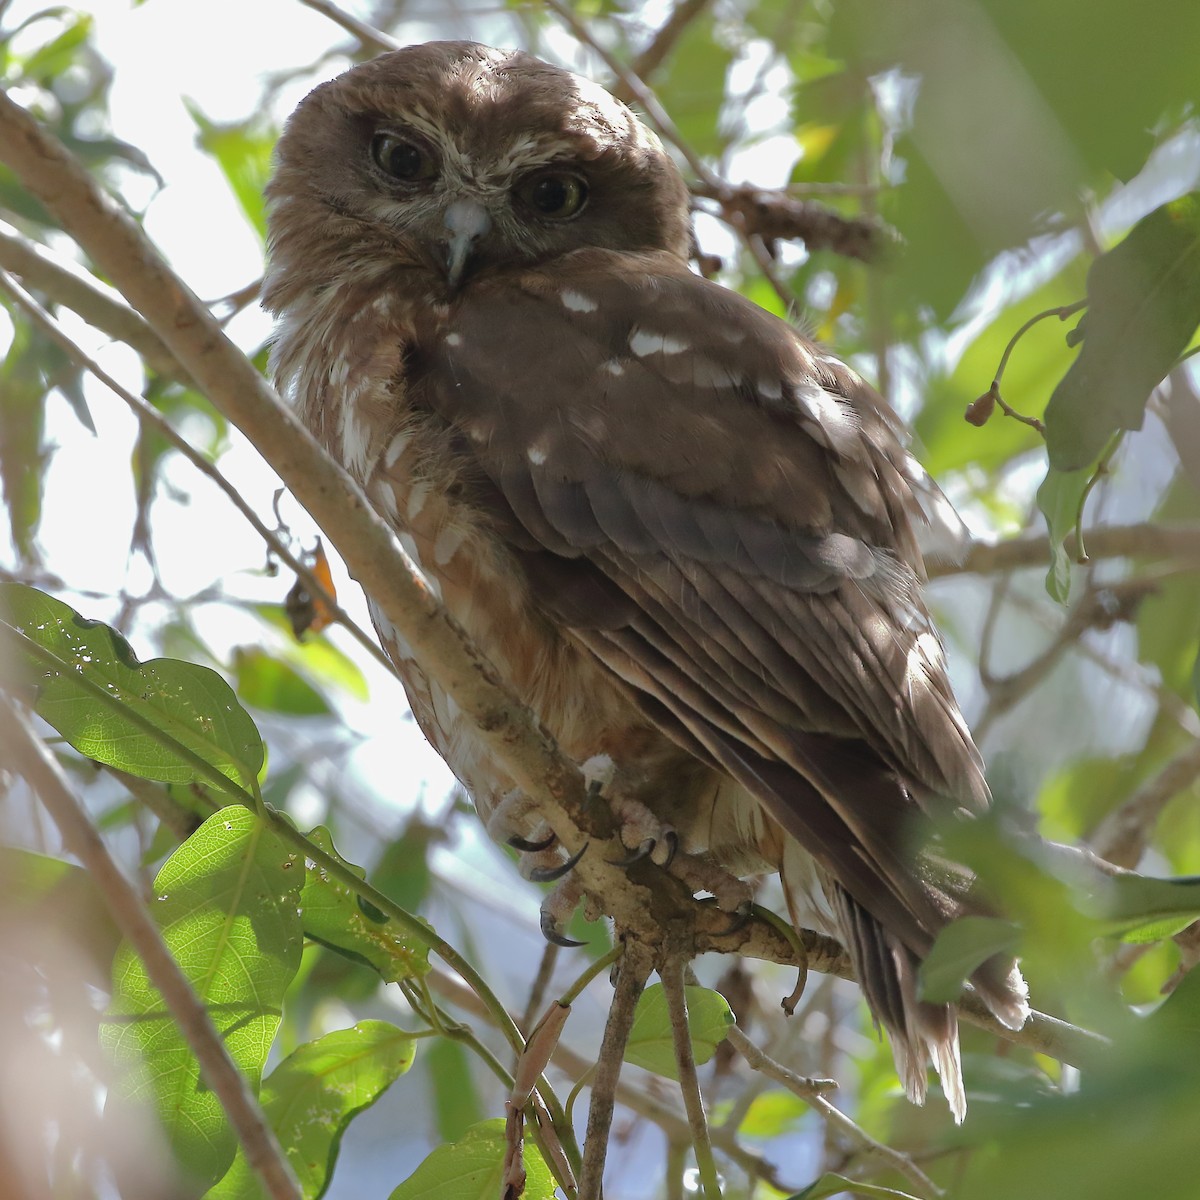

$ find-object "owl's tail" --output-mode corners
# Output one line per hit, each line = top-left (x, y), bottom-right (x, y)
(824, 884), (1028, 1123)
(703, 729), (1029, 1122)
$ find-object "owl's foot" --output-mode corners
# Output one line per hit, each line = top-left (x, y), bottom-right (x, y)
(599, 787), (754, 916)
(538, 875), (588, 947)
(487, 787), (547, 847)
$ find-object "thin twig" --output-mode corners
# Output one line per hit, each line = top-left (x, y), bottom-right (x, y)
(1087, 738), (1200, 868)
(298, 0), (399, 53)
(543, 0), (722, 190)
(0, 267), (396, 678)
(425, 958), (788, 1190)
(928, 522), (1200, 579)
(578, 940), (653, 1200)
(0, 695), (302, 1200)
(728, 1025), (942, 1199)
(0, 219), (185, 382)
(521, 942), (561, 1035)
(616, 0), (714, 102)
(661, 954), (721, 1200)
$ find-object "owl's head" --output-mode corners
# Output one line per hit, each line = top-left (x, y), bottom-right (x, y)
(264, 41), (691, 303)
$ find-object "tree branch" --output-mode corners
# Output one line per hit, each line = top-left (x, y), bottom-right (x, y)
(0, 694), (301, 1200)
(728, 1025), (943, 1199)
(578, 940), (653, 1200)
(0, 219), (186, 383)
(931, 523), (1200, 579)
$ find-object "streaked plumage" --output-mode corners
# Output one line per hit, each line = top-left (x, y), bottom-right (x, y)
(264, 41), (1027, 1120)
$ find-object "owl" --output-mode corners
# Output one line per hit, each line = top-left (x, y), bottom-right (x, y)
(263, 41), (1028, 1121)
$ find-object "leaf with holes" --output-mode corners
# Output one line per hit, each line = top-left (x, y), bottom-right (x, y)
(300, 826), (431, 983)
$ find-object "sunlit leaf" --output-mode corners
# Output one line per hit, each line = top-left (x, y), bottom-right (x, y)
(299, 826), (431, 983)
(0, 583), (263, 794)
(102, 807), (303, 1186)
(185, 102), (275, 241)
(207, 1021), (415, 1200)
(388, 1119), (555, 1200)
(1046, 194), (1200, 469)
(624, 984), (733, 1080)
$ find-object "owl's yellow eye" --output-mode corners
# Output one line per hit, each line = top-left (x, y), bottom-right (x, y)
(517, 172), (588, 219)
(371, 133), (436, 182)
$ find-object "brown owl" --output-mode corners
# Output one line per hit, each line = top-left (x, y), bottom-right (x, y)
(263, 40), (1028, 1121)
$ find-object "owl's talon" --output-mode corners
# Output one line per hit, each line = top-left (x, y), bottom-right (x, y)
(609, 837), (655, 867)
(659, 829), (679, 868)
(528, 841), (588, 883)
(509, 831), (557, 853)
(717, 899), (754, 935)
(540, 909), (586, 947)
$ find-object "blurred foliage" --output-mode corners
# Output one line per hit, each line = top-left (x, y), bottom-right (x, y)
(1, 1), (1200, 1199)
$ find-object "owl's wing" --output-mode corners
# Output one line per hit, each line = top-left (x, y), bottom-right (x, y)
(415, 245), (993, 983)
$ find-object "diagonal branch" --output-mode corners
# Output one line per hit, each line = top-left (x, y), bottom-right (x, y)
(728, 1025), (943, 1199)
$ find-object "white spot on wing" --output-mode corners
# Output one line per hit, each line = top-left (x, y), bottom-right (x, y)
(445, 332), (463, 347)
(384, 430), (411, 469)
(407, 480), (431, 521)
(561, 289), (598, 313)
(339, 403), (370, 477)
(601, 359), (625, 376)
(629, 328), (688, 357)
(528, 444), (548, 466)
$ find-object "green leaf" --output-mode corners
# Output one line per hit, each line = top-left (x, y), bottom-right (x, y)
(207, 1021), (416, 1200)
(388, 1118), (554, 1200)
(1046, 194), (1200, 470)
(185, 102), (274, 241)
(233, 647), (331, 716)
(738, 1089), (808, 1138)
(0, 583), (263, 794)
(251, 605), (369, 702)
(916, 256), (1089, 476)
(790, 1173), (922, 1199)
(1080, 872), (1200, 943)
(624, 984), (733, 1080)
(1035, 466), (1092, 602)
(299, 826), (431, 983)
(17, 12), (93, 82)
(917, 916), (1021, 1004)
(102, 807), (303, 1187)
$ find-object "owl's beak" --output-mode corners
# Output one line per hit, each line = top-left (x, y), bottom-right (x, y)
(442, 198), (492, 290)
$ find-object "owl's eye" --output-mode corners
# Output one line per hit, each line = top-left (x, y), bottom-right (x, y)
(370, 133), (436, 182)
(517, 172), (589, 219)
